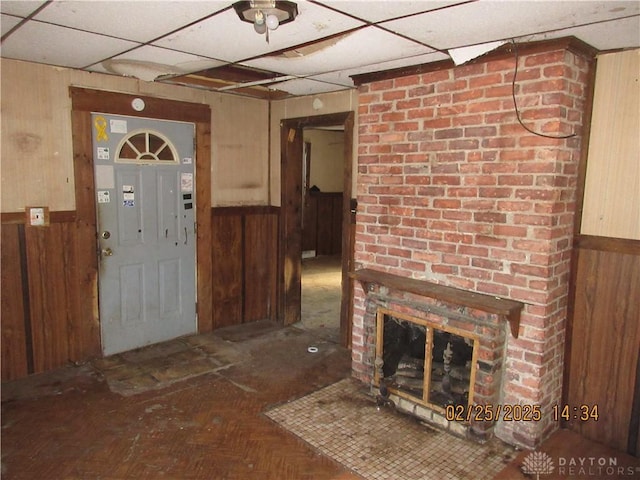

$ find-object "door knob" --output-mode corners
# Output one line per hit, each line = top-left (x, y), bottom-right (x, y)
(102, 247), (113, 257)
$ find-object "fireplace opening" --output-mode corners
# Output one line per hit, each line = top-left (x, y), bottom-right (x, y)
(375, 308), (478, 414)
(352, 270), (521, 440)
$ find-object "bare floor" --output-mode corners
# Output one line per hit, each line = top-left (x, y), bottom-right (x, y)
(1, 322), (355, 480)
(2, 321), (639, 479)
(3, 261), (638, 479)
(299, 255), (342, 343)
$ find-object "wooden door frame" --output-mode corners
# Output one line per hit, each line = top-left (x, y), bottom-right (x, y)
(279, 111), (355, 347)
(69, 87), (213, 353)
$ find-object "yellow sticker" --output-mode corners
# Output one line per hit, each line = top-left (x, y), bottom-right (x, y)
(94, 115), (108, 142)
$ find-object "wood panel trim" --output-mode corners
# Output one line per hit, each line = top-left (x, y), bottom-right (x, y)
(280, 111), (355, 342)
(562, 54), (598, 410)
(572, 54), (599, 244)
(71, 109), (101, 359)
(70, 87), (213, 342)
(629, 346), (640, 455)
(1, 211), (76, 224)
(210, 209), (278, 328)
(574, 235), (640, 255)
(195, 117), (213, 333)
(280, 118), (304, 326)
(17, 224), (34, 374)
(212, 206), (279, 216)
(69, 87), (210, 123)
(341, 112), (355, 347)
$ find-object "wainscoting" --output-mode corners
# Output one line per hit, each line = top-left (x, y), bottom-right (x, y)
(565, 235), (640, 456)
(1, 206), (280, 381)
(302, 192), (343, 256)
(210, 206), (279, 329)
(1, 212), (100, 380)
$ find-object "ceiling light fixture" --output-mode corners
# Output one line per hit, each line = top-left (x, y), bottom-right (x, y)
(232, 1), (298, 42)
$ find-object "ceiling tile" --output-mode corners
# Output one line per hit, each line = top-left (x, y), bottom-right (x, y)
(1, 21), (138, 68)
(1, 1), (638, 98)
(1, 13), (22, 37)
(34, 0), (228, 43)
(86, 45), (227, 80)
(524, 16), (640, 50)
(382, 0), (640, 50)
(305, 70), (357, 87)
(0, 1), (47, 17)
(316, 0), (465, 23)
(308, 50), (449, 86)
(153, 1), (364, 63)
(271, 77), (347, 95)
(243, 26), (434, 76)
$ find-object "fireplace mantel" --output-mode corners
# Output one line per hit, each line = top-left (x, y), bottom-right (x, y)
(350, 268), (524, 338)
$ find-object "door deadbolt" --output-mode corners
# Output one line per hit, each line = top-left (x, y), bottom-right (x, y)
(101, 231), (111, 239)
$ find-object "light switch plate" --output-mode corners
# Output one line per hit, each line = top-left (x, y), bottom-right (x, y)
(26, 206), (50, 227)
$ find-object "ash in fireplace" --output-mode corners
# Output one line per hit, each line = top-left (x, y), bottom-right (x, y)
(381, 315), (473, 408)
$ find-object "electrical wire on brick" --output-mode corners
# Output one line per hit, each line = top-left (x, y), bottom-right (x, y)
(510, 39), (576, 140)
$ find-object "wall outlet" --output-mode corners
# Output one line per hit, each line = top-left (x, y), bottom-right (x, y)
(26, 206), (50, 226)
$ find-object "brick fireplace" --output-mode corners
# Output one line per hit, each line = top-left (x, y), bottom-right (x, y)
(354, 268), (523, 442)
(350, 38), (593, 449)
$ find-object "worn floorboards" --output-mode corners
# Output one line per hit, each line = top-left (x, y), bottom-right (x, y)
(3, 257), (638, 479)
(3, 321), (640, 479)
(2, 324), (355, 480)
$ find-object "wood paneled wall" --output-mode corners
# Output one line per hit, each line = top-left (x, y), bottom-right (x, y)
(1, 206), (280, 381)
(1, 223), (29, 380)
(565, 237), (640, 455)
(1, 84), (280, 382)
(303, 192), (343, 255)
(210, 207), (279, 329)
(564, 49), (640, 457)
(1, 213), (100, 381)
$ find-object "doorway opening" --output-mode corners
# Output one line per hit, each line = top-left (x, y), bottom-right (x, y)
(279, 111), (355, 347)
(70, 87), (212, 357)
(299, 127), (345, 342)
(92, 115), (197, 355)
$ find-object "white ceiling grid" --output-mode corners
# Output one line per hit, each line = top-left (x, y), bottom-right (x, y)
(1, 0), (638, 96)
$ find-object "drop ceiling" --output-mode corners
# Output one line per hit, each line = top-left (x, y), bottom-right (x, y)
(1, 0), (639, 98)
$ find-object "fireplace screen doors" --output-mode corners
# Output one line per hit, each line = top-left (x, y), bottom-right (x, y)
(374, 308), (479, 413)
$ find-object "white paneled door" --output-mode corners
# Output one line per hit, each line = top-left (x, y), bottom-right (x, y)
(92, 113), (196, 356)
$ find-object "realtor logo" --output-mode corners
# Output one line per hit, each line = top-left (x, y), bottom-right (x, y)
(522, 451), (555, 479)
(521, 451), (640, 478)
